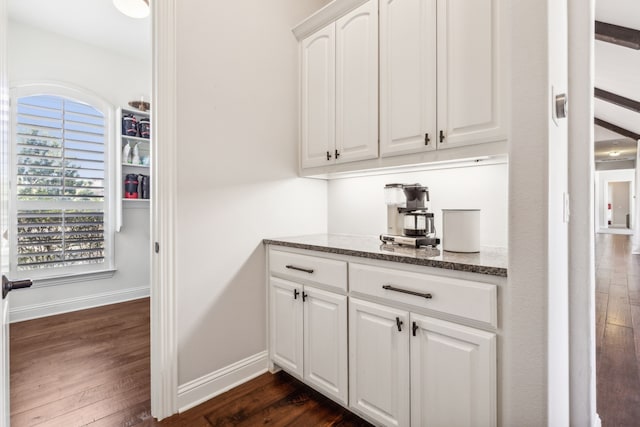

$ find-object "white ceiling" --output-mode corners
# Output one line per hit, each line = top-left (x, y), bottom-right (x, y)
(8, 0), (151, 61)
(594, 0), (640, 168)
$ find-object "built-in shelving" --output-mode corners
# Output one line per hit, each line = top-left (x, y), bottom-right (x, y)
(116, 107), (152, 230)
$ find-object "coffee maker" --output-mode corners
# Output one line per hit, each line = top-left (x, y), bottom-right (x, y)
(380, 183), (440, 248)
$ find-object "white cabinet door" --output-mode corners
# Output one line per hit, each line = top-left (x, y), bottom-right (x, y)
(349, 298), (410, 427)
(335, 0), (379, 163)
(380, 0), (437, 157)
(303, 286), (348, 405)
(410, 313), (496, 427)
(436, 0), (505, 149)
(301, 23), (336, 168)
(269, 278), (303, 378)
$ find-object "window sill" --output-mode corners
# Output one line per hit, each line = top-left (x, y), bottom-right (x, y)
(29, 269), (117, 288)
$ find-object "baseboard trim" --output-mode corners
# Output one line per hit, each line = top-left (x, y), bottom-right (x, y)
(177, 351), (268, 413)
(9, 286), (150, 323)
(593, 413), (602, 427)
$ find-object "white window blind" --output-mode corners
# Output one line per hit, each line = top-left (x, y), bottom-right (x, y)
(14, 94), (108, 272)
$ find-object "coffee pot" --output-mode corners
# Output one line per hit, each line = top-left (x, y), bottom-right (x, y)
(381, 183), (439, 248)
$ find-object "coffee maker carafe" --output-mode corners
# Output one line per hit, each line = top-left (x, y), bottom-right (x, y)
(381, 183), (440, 248)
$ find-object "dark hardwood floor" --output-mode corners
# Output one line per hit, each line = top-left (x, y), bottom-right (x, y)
(596, 233), (640, 426)
(10, 298), (370, 426)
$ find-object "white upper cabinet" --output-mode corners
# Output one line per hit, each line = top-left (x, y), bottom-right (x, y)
(437, 0), (506, 149)
(300, 0), (378, 169)
(380, 0), (506, 157)
(301, 24), (336, 168)
(379, 0), (437, 157)
(335, 0), (379, 163)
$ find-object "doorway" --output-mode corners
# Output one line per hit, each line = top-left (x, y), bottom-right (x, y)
(608, 181), (632, 230)
(5, 0), (154, 423)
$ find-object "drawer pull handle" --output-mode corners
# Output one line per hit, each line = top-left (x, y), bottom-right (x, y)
(302, 291), (308, 302)
(294, 289), (300, 299)
(412, 321), (419, 337)
(286, 265), (314, 274)
(382, 284), (432, 299)
(396, 317), (403, 332)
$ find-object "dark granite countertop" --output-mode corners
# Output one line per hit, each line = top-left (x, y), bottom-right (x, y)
(263, 234), (507, 278)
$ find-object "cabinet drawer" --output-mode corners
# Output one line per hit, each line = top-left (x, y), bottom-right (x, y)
(349, 263), (497, 327)
(269, 249), (347, 292)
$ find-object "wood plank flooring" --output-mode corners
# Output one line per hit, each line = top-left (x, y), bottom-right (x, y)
(596, 233), (640, 427)
(10, 298), (370, 426)
(10, 299), (152, 426)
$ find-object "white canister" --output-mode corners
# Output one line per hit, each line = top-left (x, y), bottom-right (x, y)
(442, 209), (481, 253)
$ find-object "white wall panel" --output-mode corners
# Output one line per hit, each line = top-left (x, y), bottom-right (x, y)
(327, 163), (508, 248)
(175, 0), (329, 385)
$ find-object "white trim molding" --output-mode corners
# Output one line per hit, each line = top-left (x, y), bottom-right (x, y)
(177, 351), (269, 413)
(9, 286), (149, 323)
(151, 0), (179, 420)
(292, 0), (368, 40)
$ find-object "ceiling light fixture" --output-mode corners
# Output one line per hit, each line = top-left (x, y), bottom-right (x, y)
(609, 151), (620, 157)
(113, 0), (150, 19)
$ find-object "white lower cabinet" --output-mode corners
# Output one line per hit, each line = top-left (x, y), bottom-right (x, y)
(269, 277), (348, 405)
(349, 298), (496, 427)
(349, 298), (410, 427)
(270, 278), (304, 377)
(410, 313), (497, 427)
(268, 247), (498, 426)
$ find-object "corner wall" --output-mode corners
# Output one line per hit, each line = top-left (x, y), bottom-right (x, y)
(174, 0), (329, 404)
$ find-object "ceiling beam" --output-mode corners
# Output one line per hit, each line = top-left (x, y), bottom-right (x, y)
(595, 21), (640, 50)
(595, 88), (640, 114)
(594, 118), (640, 141)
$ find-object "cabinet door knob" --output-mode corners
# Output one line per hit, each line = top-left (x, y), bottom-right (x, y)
(424, 133), (430, 145)
(412, 321), (419, 337)
(396, 317), (403, 332)
(302, 291), (308, 302)
(335, 149), (340, 159)
(326, 151), (332, 161)
(439, 130), (445, 143)
(293, 289), (300, 299)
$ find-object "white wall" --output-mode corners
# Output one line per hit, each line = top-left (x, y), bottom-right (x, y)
(327, 162), (508, 248)
(506, 0), (570, 424)
(175, 0), (329, 387)
(7, 21), (152, 321)
(596, 169), (635, 230)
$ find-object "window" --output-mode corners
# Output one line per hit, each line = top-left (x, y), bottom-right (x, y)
(10, 85), (114, 279)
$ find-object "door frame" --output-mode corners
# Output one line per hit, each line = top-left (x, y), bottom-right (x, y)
(567, 0), (598, 425)
(150, 0), (179, 420)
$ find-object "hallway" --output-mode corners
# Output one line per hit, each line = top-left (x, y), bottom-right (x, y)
(596, 233), (640, 426)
